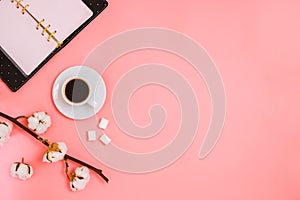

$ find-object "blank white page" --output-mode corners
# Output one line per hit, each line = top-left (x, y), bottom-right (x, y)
(0, 0), (92, 75)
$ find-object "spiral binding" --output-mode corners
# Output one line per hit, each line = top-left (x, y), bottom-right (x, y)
(10, 0), (63, 48)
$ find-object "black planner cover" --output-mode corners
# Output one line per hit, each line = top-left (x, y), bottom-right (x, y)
(0, 0), (108, 92)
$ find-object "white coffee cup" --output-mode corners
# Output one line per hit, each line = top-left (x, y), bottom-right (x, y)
(61, 77), (97, 107)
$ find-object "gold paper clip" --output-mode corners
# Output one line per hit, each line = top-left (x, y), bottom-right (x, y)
(47, 31), (57, 42)
(36, 19), (45, 30)
(56, 41), (63, 48)
(16, 0), (23, 8)
(22, 4), (29, 14)
(41, 24), (50, 36)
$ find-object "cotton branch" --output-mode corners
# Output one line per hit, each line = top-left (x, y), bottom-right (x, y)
(0, 112), (109, 183)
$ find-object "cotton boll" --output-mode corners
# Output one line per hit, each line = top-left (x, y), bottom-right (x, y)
(0, 122), (13, 146)
(10, 160), (33, 181)
(43, 142), (67, 163)
(70, 166), (90, 191)
(75, 166), (90, 179)
(70, 178), (89, 191)
(28, 112), (51, 134)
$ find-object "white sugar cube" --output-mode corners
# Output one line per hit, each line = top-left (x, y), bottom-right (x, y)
(100, 134), (111, 145)
(99, 118), (109, 130)
(87, 130), (97, 141)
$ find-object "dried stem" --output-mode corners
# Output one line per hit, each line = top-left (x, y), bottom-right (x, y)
(0, 112), (109, 183)
(64, 158), (71, 180)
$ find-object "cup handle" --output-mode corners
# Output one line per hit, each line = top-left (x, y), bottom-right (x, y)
(87, 98), (98, 108)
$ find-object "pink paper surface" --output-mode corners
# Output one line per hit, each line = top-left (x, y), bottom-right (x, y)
(1, 0), (300, 199)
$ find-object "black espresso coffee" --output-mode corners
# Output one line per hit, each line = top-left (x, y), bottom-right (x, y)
(64, 78), (89, 103)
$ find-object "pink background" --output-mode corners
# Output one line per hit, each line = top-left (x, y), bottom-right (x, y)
(1, 0), (300, 199)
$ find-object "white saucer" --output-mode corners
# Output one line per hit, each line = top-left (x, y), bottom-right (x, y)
(52, 66), (106, 120)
